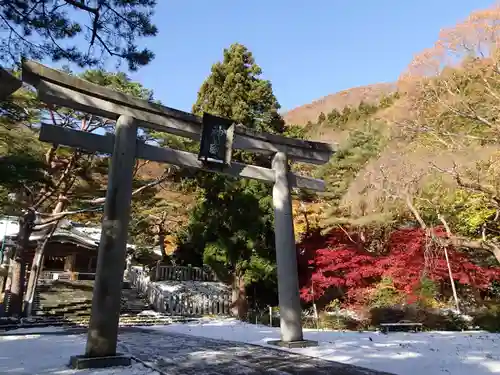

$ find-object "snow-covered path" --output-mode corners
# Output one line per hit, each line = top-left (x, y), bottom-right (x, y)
(145, 318), (500, 375)
(119, 327), (387, 374)
(0, 327), (387, 375)
(1, 320), (500, 374)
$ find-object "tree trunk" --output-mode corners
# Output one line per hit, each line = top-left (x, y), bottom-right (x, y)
(1, 258), (13, 314)
(6, 210), (35, 317)
(230, 274), (248, 319)
(159, 232), (167, 263)
(0, 247), (12, 296)
(8, 259), (26, 317)
(23, 232), (52, 317)
(153, 232), (167, 281)
(488, 242), (500, 265)
(437, 213), (461, 312)
(442, 241), (460, 312)
(23, 201), (64, 317)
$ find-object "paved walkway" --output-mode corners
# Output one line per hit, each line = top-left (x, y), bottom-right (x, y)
(118, 328), (394, 375)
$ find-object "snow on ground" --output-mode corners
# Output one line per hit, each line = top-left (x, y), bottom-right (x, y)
(153, 280), (230, 305)
(0, 332), (159, 375)
(137, 309), (164, 317)
(2, 319), (500, 374)
(146, 318), (500, 375)
(154, 280), (230, 297)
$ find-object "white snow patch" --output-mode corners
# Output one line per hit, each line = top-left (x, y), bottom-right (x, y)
(72, 225), (101, 242)
(0, 333), (159, 374)
(146, 318), (500, 375)
(153, 280), (230, 305)
(137, 310), (163, 317)
(324, 308), (361, 320)
(154, 280), (229, 296)
(0, 217), (19, 239)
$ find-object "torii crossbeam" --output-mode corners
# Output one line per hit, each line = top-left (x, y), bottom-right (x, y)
(5, 60), (335, 369)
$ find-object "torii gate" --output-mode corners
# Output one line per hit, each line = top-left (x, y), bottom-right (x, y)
(2, 61), (335, 369)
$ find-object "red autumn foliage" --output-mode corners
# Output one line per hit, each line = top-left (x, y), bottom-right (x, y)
(297, 226), (500, 305)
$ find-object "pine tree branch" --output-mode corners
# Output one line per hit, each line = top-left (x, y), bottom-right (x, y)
(62, 0), (98, 14)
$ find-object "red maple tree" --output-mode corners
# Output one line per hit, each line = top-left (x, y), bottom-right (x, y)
(297, 226), (500, 306)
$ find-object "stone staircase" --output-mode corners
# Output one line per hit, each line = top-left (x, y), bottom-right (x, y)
(0, 279), (195, 332)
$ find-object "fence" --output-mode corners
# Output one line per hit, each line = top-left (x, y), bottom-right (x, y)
(154, 265), (218, 282)
(128, 267), (231, 316)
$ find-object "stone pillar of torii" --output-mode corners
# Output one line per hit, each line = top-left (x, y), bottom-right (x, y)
(1, 61), (335, 369)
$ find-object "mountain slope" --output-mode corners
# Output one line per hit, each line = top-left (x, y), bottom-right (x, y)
(283, 83), (396, 126)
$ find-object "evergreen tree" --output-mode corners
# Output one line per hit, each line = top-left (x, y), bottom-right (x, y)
(317, 112), (326, 124)
(341, 106), (351, 120)
(327, 109), (340, 124)
(192, 43), (284, 134)
(0, 1), (158, 70)
(175, 44), (283, 316)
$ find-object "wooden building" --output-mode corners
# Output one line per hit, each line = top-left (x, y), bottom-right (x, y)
(0, 218), (137, 280)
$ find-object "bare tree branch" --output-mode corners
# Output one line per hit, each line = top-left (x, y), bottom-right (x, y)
(430, 162), (500, 206)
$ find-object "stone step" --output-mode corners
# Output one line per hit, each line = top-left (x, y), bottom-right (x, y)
(37, 307), (91, 314)
(67, 319), (175, 325)
(38, 302), (144, 309)
(35, 306), (147, 316)
(31, 280), (163, 329)
(0, 320), (178, 332)
(40, 300), (92, 306)
(37, 298), (146, 310)
(0, 313), (200, 332)
(32, 313), (178, 323)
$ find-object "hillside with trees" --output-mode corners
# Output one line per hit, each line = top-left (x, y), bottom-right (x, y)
(289, 4), (500, 329)
(283, 82), (396, 127)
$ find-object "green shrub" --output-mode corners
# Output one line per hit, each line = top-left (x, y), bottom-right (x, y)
(417, 309), (469, 331)
(325, 299), (342, 312)
(472, 305), (500, 332)
(246, 307), (280, 327)
(414, 277), (439, 308)
(367, 277), (404, 308)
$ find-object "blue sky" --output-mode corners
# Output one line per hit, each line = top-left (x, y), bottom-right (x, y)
(57, 1), (497, 113)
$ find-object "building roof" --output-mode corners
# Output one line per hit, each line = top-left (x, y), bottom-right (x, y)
(0, 216), (135, 251)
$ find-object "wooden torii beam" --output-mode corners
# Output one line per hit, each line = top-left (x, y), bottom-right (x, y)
(22, 60), (335, 164)
(39, 124), (325, 191)
(20, 60), (334, 369)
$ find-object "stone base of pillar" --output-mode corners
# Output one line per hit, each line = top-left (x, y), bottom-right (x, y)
(267, 339), (318, 348)
(69, 354), (131, 369)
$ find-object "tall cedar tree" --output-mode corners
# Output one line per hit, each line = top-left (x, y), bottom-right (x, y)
(0, 0), (158, 70)
(176, 44), (285, 316)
